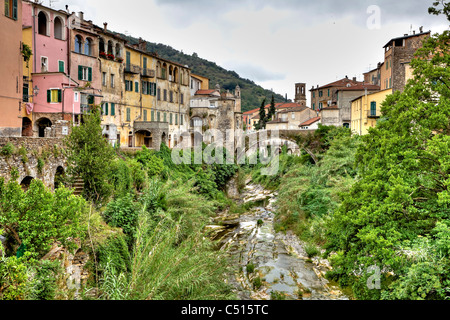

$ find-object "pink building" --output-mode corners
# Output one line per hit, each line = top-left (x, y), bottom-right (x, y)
(22, 0), (81, 137)
(0, 0), (23, 137)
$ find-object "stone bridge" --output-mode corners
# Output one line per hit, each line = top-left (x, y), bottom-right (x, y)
(0, 137), (68, 191)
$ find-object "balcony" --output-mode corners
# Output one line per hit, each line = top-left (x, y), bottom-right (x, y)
(367, 110), (380, 119)
(125, 64), (141, 74)
(141, 68), (155, 78)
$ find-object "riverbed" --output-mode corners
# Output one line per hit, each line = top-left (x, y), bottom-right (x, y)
(207, 183), (349, 300)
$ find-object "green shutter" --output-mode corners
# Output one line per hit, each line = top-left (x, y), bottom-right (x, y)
(59, 61), (65, 73)
(130, 81), (133, 92)
(12, 0), (17, 20)
(88, 67), (92, 81)
(78, 66), (83, 80)
(126, 108), (130, 122)
(105, 103), (109, 116)
(181, 114), (183, 125)
(151, 110), (154, 121)
(170, 113), (173, 125)
(144, 110), (147, 121)
(111, 103), (115, 116)
(164, 113), (167, 122)
(47, 90), (51, 103)
(57, 89), (62, 102)
(135, 82), (139, 93)
(153, 83), (157, 96)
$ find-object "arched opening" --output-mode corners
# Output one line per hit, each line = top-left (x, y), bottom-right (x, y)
(156, 62), (161, 78)
(169, 66), (174, 82)
(173, 67), (178, 83)
(54, 16), (63, 40)
(161, 132), (167, 146)
(115, 43), (121, 58)
(37, 118), (52, 138)
(84, 38), (92, 56)
(20, 176), (34, 192)
(54, 166), (65, 189)
(74, 35), (83, 54)
(135, 130), (152, 148)
(22, 117), (33, 137)
(38, 11), (48, 36)
(162, 63), (167, 80)
(99, 38), (105, 55)
(190, 117), (203, 128)
(107, 40), (114, 56)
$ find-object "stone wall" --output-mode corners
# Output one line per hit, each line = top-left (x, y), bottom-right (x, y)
(0, 137), (67, 190)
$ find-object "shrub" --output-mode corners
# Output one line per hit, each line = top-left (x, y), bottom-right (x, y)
(0, 143), (15, 157)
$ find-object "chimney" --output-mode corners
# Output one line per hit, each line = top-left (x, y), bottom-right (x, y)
(78, 11), (84, 21)
(419, 26), (423, 33)
(404, 34), (408, 36)
(138, 37), (146, 51)
(353, 77), (357, 82)
(103, 22), (108, 32)
(413, 30), (416, 34)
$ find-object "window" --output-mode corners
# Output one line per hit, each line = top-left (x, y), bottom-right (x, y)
(78, 66), (92, 81)
(389, 77), (392, 88)
(54, 16), (64, 40)
(75, 35), (83, 54)
(313, 103), (315, 110)
(319, 91), (323, 97)
(164, 113), (167, 123)
(313, 92), (315, 98)
(84, 38), (92, 56)
(58, 60), (65, 73)
(151, 110), (155, 121)
(170, 113), (173, 125)
(144, 110), (148, 121)
(143, 57), (148, 71)
(23, 78), (29, 102)
(163, 89), (167, 101)
(99, 38), (105, 55)
(41, 57), (48, 72)
(328, 89), (330, 97)
(111, 74), (115, 88)
(115, 43), (121, 58)
(175, 114), (178, 126)
(292, 112), (295, 120)
(5, 0), (18, 20)
(102, 72), (107, 86)
(111, 103), (115, 116)
(370, 101), (377, 116)
(126, 51), (131, 69)
(142, 81), (152, 95)
(181, 93), (184, 105)
(126, 108), (131, 122)
(74, 92), (79, 102)
(180, 114), (183, 126)
(169, 91), (173, 103)
(157, 88), (161, 100)
(47, 89), (62, 103)
(135, 82), (139, 93)
(157, 112), (161, 122)
(38, 11), (48, 35)
(103, 103), (109, 116)
(125, 80), (133, 91)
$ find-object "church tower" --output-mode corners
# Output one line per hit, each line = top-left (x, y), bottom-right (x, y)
(294, 83), (307, 106)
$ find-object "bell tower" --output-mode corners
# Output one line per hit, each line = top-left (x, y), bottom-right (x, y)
(294, 83), (307, 106)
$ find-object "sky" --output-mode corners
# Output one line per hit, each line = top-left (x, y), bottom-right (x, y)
(49, 0), (449, 104)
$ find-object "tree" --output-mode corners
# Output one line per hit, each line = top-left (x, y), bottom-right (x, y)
(267, 95), (276, 122)
(65, 107), (116, 205)
(325, 27), (450, 299)
(256, 99), (267, 130)
(429, 1), (450, 20)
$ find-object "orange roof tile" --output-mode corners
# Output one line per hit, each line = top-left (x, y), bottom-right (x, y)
(299, 117), (321, 127)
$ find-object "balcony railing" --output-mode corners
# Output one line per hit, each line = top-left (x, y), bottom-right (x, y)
(124, 64), (141, 74)
(367, 110), (380, 118)
(141, 68), (155, 78)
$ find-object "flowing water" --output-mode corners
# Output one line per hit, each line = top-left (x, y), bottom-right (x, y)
(207, 183), (349, 300)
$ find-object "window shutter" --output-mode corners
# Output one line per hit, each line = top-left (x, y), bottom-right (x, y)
(126, 108), (130, 122)
(135, 82), (139, 93)
(57, 89), (62, 102)
(12, 0), (17, 20)
(151, 110), (154, 121)
(47, 90), (51, 103)
(59, 61), (65, 73)
(88, 67), (92, 81)
(111, 103), (115, 116)
(105, 103), (108, 116)
(78, 66), (83, 80)
(130, 81), (133, 92)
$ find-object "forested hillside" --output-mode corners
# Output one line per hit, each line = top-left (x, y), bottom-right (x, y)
(119, 34), (287, 112)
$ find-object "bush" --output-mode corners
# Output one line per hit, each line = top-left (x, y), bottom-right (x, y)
(0, 143), (15, 157)
(102, 194), (139, 243)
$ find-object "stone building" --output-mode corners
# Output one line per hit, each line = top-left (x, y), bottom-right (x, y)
(380, 29), (430, 92)
(189, 84), (242, 146)
(266, 106), (317, 131)
(294, 83), (307, 106)
(309, 77), (362, 112)
(0, 0), (24, 137)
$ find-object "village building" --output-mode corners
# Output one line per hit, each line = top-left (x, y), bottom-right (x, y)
(0, 0), (23, 137)
(266, 106), (317, 131)
(299, 116), (321, 130)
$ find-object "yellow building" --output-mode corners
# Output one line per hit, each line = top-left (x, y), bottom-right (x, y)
(351, 88), (392, 135)
(21, 25), (34, 136)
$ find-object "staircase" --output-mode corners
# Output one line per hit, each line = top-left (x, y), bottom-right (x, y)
(72, 177), (84, 196)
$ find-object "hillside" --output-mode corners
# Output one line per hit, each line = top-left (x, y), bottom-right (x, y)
(119, 34), (287, 113)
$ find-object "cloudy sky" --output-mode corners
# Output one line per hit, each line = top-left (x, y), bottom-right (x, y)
(50, 0), (448, 103)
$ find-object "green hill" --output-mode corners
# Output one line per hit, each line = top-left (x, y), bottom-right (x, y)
(119, 34), (287, 113)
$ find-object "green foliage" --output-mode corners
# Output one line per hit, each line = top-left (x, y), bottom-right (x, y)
(0, 256), (28, 300)
(28, 260), (62, 300)
(135, 146), (164, 177)
(0, 178), (87, 259)
(325, 30), (450, 299)
(0, 143), (15, 157)
(304, 243), (320, 258)
(246, 263), (255, 274)
(37, 158), (45, 174)
(102, 194), (139, 243)
(65, 107), (116, 205)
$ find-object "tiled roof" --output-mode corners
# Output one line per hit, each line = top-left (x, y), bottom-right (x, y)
(311, 78), (363, 91)
(383, 31), (431, 48)
(299, 117), (321, 127)
(337, 84), (380, 91)
(195, 89), (218, 95)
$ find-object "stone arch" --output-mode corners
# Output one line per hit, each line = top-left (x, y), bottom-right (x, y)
(54, 166), (65, 189)
(162, 63), (167, 80)
(84, 37), (93, 56)
(36, 117), (52, 138)
(107, 40), (114, 55)
(173, 67), (178, 83)
(161, 132), (167, 145)
(115, 43), (122, 58)
(99, 37), (105, 55)
(22, 117), (33, 137)
(38, 11), (49, 36)
(20, 176), (34, 192)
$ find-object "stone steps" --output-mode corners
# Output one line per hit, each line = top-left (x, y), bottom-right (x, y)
(72, 177), (84, 196)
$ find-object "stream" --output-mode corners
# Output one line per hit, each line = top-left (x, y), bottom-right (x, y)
(207, 183), (349, 300)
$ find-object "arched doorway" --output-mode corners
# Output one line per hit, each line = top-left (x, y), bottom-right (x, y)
(36, 118), (52, 138)
(135, 130), (152, 148)
(54, 166), (65, 189)
(161, 132), (167, 146)
(22, 117), (32, 137)
(20, 176), (34, 192)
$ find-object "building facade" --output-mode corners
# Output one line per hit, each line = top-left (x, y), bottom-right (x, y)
(0, 0), (23, 137)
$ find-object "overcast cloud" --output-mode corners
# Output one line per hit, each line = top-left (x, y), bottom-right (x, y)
(52, 0), (449, 104)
